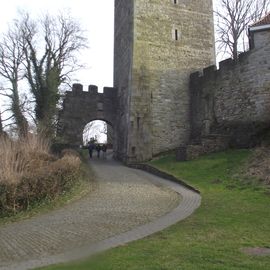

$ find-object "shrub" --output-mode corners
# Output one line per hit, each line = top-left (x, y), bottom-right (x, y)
(60, 148), (81, 159)
(0, 134), (81, 216)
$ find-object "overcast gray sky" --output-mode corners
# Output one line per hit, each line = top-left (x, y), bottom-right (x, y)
(0, 0), (115, 92)
(0, 0), (220, 138)
(0, 0), (220, 92)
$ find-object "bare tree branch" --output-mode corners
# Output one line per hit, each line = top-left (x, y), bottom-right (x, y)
(0, 11), (88, 138)
(0, 18), (29, 137)
(20, 11), (88, 137)
(215, 0), (269, 60)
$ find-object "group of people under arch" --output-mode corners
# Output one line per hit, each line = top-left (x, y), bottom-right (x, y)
(87, 140), (108, 159)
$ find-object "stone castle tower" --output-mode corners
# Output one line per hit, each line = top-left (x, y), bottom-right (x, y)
(114, 0), (215, 162)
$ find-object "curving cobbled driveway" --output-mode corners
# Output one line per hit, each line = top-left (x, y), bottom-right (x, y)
(0, 154), (201, 270)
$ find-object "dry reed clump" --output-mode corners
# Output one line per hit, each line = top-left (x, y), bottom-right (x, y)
(60, 148), (81, 159)
(0, 135), (82, 215)
(246, 147), (270, 186)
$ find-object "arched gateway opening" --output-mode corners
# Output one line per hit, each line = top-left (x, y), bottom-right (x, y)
(58, 84), (117, 151)
(82, 120), (114, 147)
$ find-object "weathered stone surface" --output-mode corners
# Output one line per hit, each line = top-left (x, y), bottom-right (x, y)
(59, 1), (215, 162)
(190, 28), (270, 149)
(59, 3), (270, 163)
(114, 0), (215, 162)
(176, 146), (187, 161)
(114, 0), (134, 161)
(58, 84), (117, 146)
(186, 135), (230, 160)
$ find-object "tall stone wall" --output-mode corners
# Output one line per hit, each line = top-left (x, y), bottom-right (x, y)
(190, 30), (270, 147)
(114, 0), (216, 162)
(114, 0), (134, 161)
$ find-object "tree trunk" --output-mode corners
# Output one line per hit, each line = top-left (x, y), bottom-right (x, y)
(0, 111), (3, 134)
(233, 40), (238, 61)
(12, 81), (28, 137)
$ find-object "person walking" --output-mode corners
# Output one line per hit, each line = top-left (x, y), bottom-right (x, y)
(96, 144), (101, 158)
(101, 144), (107, 159)
(88, 141), (95, 159)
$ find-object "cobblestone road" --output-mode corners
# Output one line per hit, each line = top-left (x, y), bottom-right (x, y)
(0, 155), (201, 270)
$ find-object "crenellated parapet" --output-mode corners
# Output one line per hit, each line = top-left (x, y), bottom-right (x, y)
(190, 35), (270, 148)
(66, 83), (117, 98)
(190, 51), (252, 87)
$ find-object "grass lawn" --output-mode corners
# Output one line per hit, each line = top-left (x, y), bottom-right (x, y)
(39, 149), (270, 270)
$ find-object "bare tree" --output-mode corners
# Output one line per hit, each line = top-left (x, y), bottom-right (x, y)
(82, 121), (112, 145)
(215, 0), (269, 60)
(20, 12), (88, 136)
(0, 109), (3, 134)
(0, 23), (28, 137)
(0, 11), (88, 138)
(100, 121), (114, 144)
(83, 121), (102, 145)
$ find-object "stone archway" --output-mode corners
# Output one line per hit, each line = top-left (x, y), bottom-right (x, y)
(58, 84), (117, 147)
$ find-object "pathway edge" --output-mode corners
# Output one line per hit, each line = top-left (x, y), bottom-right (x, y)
(1, 166), (201, 270)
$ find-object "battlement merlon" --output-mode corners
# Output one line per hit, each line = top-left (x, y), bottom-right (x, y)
(190, 53), (252, 86)
(68, 84), (117, 97)
(190, 22), (270, 86)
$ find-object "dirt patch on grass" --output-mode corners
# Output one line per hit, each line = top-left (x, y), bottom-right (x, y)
(241, 247), (270, 256)
(246, 147), (270, 186)
(211, 179), (222, 184)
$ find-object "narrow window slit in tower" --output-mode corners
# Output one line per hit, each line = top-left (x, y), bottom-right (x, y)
(174, 0), (177, 4)
(137, 117), (140, 129)
(175, 29), (178, 41)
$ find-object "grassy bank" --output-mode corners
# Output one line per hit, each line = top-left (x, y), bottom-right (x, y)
(39, 149), (270, 270)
